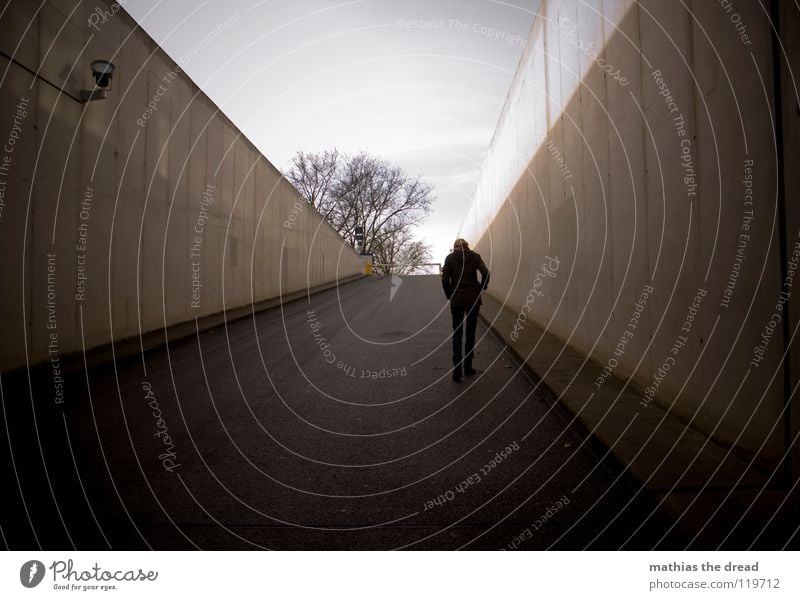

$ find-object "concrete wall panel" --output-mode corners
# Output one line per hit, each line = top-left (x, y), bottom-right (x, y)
(779, 0), (800, 478)
(0, 1), (363, 371)
(462, 0), (798, 470)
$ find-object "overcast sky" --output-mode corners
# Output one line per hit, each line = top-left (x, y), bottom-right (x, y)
(123, 0), (538, 263)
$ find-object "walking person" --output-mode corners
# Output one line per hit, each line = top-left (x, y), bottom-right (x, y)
(441, 238), (490, 382)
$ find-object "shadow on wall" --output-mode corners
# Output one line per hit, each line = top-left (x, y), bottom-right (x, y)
(464, 0), (798, 471)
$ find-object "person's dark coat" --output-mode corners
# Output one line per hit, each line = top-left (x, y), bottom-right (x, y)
(441, 249), (490, 308)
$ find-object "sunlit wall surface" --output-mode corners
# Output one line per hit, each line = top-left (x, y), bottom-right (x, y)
(0, 1), (364, 370)
(462, 0), (800, 472)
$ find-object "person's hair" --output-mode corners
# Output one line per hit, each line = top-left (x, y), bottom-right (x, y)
(453, 238), (469, 250)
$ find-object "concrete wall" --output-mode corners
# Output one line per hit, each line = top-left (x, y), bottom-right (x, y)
(0, 0), (364, 371)
(462, 0), (799, 470)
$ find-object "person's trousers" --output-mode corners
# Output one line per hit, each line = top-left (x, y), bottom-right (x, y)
(451, 303), (480, 366)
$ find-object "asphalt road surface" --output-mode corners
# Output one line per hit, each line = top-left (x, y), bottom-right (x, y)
(1, 275), (686, 549)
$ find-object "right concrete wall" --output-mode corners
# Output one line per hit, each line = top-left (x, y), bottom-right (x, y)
(463, 0), (800, 472)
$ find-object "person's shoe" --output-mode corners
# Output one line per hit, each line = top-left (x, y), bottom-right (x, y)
(452, 365), (463, 382)
(464, 358), (476, 376)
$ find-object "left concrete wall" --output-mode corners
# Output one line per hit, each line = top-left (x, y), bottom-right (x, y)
(0, 0), (365, 371)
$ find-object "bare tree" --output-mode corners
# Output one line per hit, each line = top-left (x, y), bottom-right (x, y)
(285, 149), (341, 217)
(393, 239), (433, 275)
(370, 220), (409, 275)
(286, 150), (434, 273)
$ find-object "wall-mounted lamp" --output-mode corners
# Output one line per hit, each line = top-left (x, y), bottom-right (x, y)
(80, 60), (115, 102)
